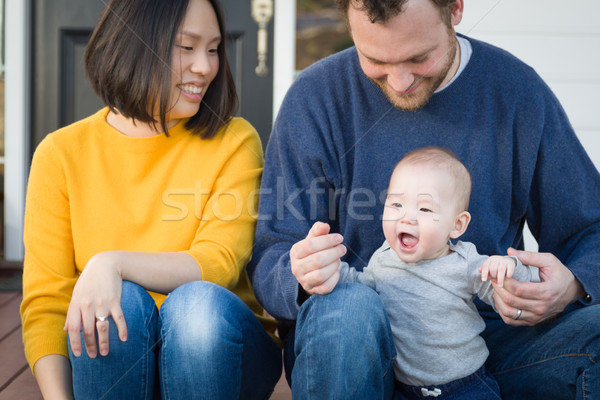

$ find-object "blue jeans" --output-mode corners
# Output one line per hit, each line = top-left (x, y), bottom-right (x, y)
(287, 283), (396, 399)
(286, 283), (600, 399)
(482, 304), (600, 399)
(393, 366), (500, 400)
(69, 281), (282, 399)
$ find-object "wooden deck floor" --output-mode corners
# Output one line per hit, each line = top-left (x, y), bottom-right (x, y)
(0, 290), (42, 400)
(0, 269), (291, 399)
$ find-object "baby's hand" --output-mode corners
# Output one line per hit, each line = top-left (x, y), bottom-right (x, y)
(479, 256), (516, 287)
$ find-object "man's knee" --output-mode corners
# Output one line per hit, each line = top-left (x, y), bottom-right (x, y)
(299, 283), (387, 324)
(566, 304), (600, 349)
(291, 283), (396, 398)
(296, 283), (392, 349)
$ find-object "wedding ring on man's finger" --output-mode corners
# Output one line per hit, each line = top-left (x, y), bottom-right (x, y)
(96, 315), (108, 322)
(513, 309), (522, 321)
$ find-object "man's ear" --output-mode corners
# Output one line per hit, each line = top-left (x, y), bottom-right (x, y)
(450, 211), (471, 239)
(450, 0), (464, 26)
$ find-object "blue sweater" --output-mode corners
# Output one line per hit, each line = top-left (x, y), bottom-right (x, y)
(248, 36), (600, 321)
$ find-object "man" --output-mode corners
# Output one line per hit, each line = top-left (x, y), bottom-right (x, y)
(248, 0), (600, 398)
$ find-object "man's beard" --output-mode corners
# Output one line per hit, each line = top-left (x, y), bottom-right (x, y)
(371, 36), (458, 112)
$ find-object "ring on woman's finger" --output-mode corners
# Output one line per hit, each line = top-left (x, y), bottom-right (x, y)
(96, 315), (108, 322)
(513, 309), (522, 321)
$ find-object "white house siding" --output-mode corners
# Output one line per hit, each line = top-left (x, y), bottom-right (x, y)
(458, 1), (600, 250)
(274, 0), (297, 119)
(458, 0), (600, 169)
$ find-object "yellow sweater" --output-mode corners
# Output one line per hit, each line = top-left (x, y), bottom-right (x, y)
(21, 108), (275, 370)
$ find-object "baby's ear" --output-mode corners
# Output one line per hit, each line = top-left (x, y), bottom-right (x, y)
(450, 211), (471, 239)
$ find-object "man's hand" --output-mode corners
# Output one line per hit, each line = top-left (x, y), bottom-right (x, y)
(290, 221), (346, 295)
(491, 248), (586, 326)
(480, 255), (516, 286)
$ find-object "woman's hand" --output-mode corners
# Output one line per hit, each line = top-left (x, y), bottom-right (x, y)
(64, 252), (128, 358)
(64, 250), (201, 358)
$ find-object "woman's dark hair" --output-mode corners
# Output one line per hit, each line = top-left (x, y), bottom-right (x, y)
(84, 0), (238, 138)
(335, 0), (456, 26)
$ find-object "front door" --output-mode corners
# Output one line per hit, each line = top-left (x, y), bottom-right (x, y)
(31, 0), (275, 153)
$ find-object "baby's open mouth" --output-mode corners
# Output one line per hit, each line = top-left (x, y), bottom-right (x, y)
(400, 233), (419, 251)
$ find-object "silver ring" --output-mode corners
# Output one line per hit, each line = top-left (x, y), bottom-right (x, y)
(96, 315), (108, 322)
(513, 309), (522, 321)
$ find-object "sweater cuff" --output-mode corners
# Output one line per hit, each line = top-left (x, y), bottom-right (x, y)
(25, 332), (69, 374)
(568, 262), (597, 306)
(280, 259), (303, 320)
(297, 284), (311, 306)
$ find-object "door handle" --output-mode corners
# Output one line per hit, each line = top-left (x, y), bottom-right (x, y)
(251, 0), (274, 77)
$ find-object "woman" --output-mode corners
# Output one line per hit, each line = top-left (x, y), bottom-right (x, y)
(20, 0), (282, 398)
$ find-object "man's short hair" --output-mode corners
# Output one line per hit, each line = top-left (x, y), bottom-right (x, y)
(84, 0), (237, 138)
(335, 0), (456, 26)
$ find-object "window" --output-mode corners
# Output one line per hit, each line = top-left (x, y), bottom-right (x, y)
(296, 0), (352, 72)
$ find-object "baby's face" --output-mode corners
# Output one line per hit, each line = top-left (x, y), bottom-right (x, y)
(382, 163), (462, 263)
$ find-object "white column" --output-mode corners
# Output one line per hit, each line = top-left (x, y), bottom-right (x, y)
(4, 0), (31, 261)
(272, 0), (296, 121)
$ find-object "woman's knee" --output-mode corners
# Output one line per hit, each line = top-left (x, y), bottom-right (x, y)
(160, 281), (246, 354)
(120, 281), (159, 334)
(121, 281), (156, 315)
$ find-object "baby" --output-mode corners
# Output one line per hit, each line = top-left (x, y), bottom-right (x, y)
(337, 146), (538, 399)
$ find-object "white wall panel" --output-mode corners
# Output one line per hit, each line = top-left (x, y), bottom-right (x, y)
(577, 130), (600, 171)
(460, 1), (600, 34)
(462, 34), (600, 82)
(458, 1), (600, 250)
(551, 83), (600, 133)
